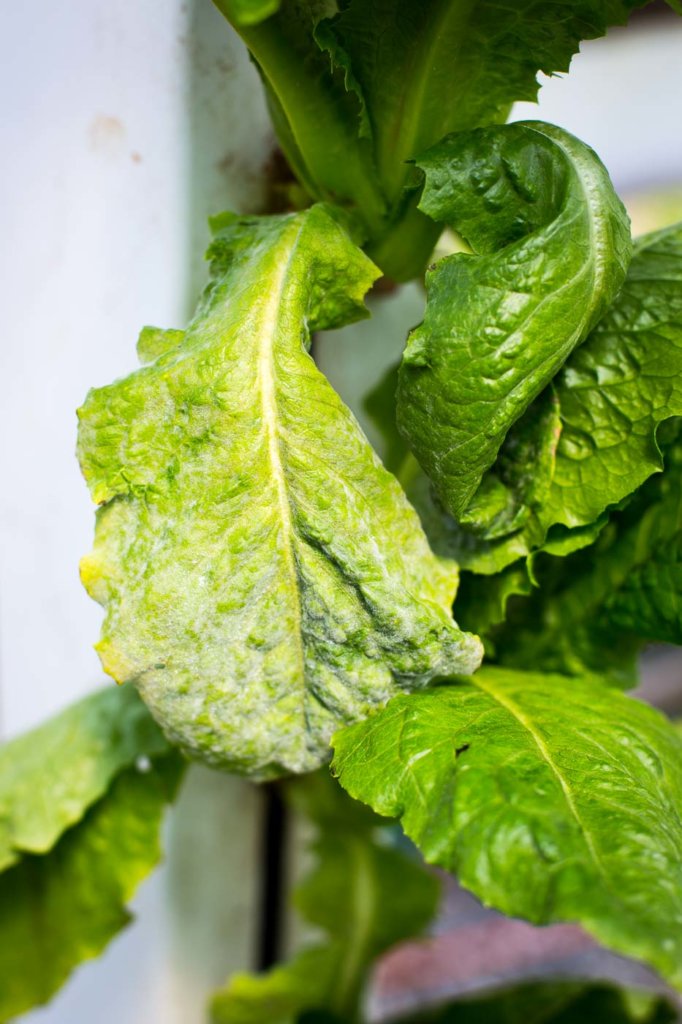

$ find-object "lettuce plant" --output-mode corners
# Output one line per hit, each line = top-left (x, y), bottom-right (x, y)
(2, 2), (682, 1021)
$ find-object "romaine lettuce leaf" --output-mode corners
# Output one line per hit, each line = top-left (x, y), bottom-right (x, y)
(397, 121), (631, 526)
(0, 683), (171, 872)
(0, 757), (182, 1020)
(332, 667), (682, 991)
(396, 220), (682, 577)
(458, 220), (682, 564)
(217, 0), (675, 279)
(78, 206), (481, 779)
(540, 222), (682, 531)
(214, 1), (387, 241)
(0, 687), (183, 1019)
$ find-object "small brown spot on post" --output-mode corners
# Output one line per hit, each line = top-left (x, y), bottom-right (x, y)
(88, 115), (126, 156)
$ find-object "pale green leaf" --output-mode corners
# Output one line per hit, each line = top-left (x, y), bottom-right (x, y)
(404, 224), (682, 575)
(397, 121), (631, 524)
(0, 684), (171, 873)
(78, 206), (481, 779)
(333, 668), (682, 990)
(0, 756), (183, 1020)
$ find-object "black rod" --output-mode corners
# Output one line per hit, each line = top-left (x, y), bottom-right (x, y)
(257, 782), (289, 971)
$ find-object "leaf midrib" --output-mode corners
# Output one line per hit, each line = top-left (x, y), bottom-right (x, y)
(256, 223), (308, 718)
(378, 0), (478, 198)
(521, 122), (610, 335)
(473, 673), (609, 886)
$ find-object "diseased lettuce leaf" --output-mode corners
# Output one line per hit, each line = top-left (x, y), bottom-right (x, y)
(78, 206), (481, 780)
(332, 667), (682, 991)
(0, 757), (182, 1021)
(397, 121), (631, 525)
(396, 983), (676, 1024)
(210, 772), (439, 1023)
(0, 683), (171, 872)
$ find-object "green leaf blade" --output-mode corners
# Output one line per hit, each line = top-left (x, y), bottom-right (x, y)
(487, 431), (682, 683)
(333, 668), (682, 989)
(78, 207), (481, 779)
(0, 758), (181, 1020)
(0, 684), (171, 872)
(408, 223), (682, 576)
(397, 122), (631, 523)
(213, 0), (280, 27)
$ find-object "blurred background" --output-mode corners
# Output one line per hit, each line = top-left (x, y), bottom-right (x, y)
(1, 2), (681, 1021)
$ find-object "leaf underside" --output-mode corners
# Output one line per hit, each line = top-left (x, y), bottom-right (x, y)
(0, 684), (171, 872)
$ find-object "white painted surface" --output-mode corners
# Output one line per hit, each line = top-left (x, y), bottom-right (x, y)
(512, 18), (682, 196)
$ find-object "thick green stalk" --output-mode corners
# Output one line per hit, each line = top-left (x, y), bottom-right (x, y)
(214, 0), (387, 235)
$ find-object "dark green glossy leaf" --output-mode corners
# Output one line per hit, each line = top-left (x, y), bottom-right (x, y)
(541, 223), (682, 532)
(490, 432), (682, 684)
(397, 122), (631, 524)
(333, 668), (682, 990)
(454, 562), (533, 647)
(402, 222), (682, 577)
